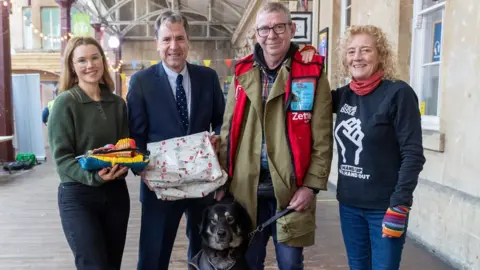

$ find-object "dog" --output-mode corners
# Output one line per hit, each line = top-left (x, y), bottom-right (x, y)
(189, 199), (253, 270)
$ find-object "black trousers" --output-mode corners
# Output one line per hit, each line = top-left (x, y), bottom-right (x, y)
(137, 182), (215, 270)
(58, 180), (130, 270)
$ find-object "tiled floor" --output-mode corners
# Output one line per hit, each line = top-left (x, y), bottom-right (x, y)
(0, 160), (455, 269)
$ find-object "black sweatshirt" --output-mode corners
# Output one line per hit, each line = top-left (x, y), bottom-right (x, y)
(332, 80), (426, 209)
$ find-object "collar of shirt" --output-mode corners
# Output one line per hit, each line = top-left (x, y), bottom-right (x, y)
(161, 61), (191, 115)
(162, 61), (188, 80)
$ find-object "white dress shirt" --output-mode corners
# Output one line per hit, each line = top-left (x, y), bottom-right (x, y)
(162, 61), (191, 117)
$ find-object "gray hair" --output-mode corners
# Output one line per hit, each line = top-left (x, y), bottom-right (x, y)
(257, 2), (292, 22)
(154, 10), (189, 39)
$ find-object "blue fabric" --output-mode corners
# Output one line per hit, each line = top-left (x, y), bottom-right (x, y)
(42, 107), (49, 125)
(78, 156), (149, 171)
(176, 74), (189, 131)
(339, 203), (407, 270)
(246, 197), (304, 270)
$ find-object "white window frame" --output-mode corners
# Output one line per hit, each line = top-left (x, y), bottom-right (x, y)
(410, 0), (446, 131)
(340, 0), (351, 37)
(41, 7), (61, 50)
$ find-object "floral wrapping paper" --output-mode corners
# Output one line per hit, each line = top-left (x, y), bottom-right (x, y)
(145, 131), (227, 200)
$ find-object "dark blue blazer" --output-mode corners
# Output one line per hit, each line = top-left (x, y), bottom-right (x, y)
(126, 62), (226, 201)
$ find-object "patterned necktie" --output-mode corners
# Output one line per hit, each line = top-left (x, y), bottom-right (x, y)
(176, 74), (189, 131)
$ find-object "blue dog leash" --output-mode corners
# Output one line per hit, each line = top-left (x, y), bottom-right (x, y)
(248, 208), (294, 246)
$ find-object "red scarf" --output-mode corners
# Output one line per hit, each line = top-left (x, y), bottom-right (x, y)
(349, 70), (384, 96)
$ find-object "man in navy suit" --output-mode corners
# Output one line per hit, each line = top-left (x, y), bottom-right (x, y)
(126, 10), (226, 270)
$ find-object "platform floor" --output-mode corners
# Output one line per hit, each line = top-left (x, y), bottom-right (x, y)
(0, 160), (454, 269)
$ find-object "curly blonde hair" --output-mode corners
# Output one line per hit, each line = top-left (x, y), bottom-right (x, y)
(337, 25), (398, 81)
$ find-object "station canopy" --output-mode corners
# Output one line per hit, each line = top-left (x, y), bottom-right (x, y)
(74, 0), (250, 41)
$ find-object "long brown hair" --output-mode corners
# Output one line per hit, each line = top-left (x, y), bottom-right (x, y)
(58, 36), (115, 93)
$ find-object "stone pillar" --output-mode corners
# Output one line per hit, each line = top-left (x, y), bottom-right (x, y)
(91, 23), (104, 45)
(56, 0), (74, 55)
(0, 3), (15, 162)
(114, 47), (122, 96)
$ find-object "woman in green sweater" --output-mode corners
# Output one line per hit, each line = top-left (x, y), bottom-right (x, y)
(48, 36), (130, 269)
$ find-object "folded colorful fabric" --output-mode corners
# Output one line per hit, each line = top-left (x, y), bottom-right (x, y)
(77, 138), (150, 171)
(382, 206), (410, 238)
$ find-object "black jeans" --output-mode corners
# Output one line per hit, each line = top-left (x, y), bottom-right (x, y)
(58, 180), (130, 270)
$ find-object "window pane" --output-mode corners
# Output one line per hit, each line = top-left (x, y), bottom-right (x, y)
(23, 8), (33, 49)
(422, 0), (445, 9)
(421, 64), (440, 116)
(41, 8), (61, 50)
(422, 8), (442, 64)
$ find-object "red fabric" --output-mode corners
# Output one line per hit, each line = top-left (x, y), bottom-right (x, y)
(228, 55), (254, 177)
(229, 52), (324, 186)
(349, 70), (384, 96)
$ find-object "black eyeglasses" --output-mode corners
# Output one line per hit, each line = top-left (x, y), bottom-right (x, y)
(256, 23), (292, 37)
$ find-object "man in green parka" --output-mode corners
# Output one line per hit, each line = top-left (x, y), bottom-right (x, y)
(218, 2), (333, 269)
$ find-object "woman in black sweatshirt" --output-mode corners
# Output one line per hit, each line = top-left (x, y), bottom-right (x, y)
(332, 25), (425, 270)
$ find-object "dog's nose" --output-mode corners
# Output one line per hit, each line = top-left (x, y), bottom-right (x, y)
(217, 229), (226, 238)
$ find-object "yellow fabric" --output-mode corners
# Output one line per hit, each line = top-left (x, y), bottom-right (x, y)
(47, 99), (56, 111)
(91, 154), (147, 166)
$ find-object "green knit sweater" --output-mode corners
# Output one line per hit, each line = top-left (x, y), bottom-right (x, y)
(48, 84), (129, 186)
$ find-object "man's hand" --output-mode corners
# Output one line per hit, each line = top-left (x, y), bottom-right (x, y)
(214, 189), (226, 201)
(210, 135), (220, 153)
(98, 165), (128, 181)
(287, 186), (315, 211)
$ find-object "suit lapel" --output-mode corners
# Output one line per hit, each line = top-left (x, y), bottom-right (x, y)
(187, 63), (200, 134)
(156, 63), (185, 132)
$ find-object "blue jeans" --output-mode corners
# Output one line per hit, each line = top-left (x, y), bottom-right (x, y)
(339, 203), (407, 270)
(246, 197), (304, 270)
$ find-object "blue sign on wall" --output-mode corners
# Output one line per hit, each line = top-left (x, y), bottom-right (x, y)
(432, 21), (442, 62)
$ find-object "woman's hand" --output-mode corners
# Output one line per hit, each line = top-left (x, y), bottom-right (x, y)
(98, 164), (128, 181)
(300, 45), (317, 63)
(382, 206), (409, 238)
